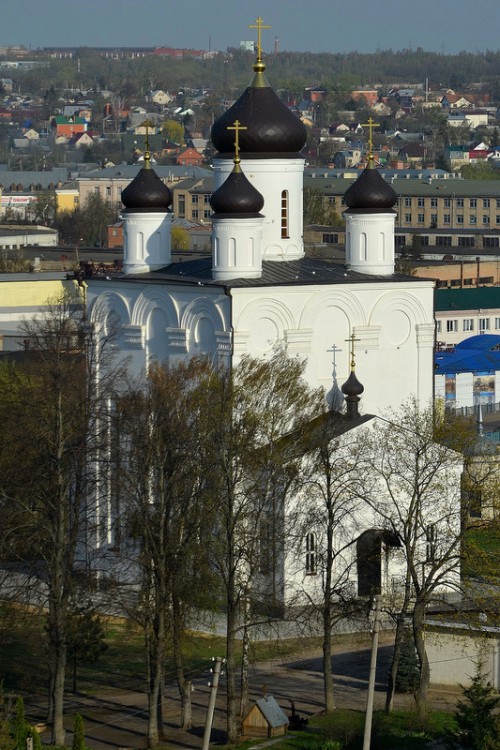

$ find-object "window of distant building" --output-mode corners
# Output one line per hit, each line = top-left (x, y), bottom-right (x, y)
(417, 197), (425, 207)
(405, 213), (412, 223)
(457, 215), (464, 224)
(484, 237), (499, 248)
(483, 198), (490, 208)
(192, 209), (198, 219)
(470, 198), (477, 208)
(430, 197), (438, 208)
(479, 318), (490, 332)
(417, 214), (424, 224)
(443, 214), (451, 224)
(497, 199), (500, 209)
(483, 215), (490, 225)
(178, 196), (185, 216)
(444, 198), (451, 207)
(463, 319), (474, 332)
(192, 194), (199, 204)
(203, 194), (210, 204)
(436, 320), (442, 333)
(323, 233), (339, 244)
(458, 236), (474, 247)
(496, 215), (500, 225)
(470, 215), (477, 224)
(447, 320), (458, 332)
(495, 317), (500, 330)
(457, 198), (464, 207)
(431, 214), (437, 224)
(203, 209), (211, 219)
(436, 236), (452, 246)
(404, 197), (412, 207)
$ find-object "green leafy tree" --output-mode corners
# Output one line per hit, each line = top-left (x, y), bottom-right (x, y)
(454, 661), (500, 749)
(171, 226), (189, 251)
(161, 119), (184, 144)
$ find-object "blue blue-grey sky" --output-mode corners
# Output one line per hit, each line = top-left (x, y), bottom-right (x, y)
(2, 0), (499, 54)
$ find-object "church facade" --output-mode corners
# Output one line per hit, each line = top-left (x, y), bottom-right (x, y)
(85, 42), (449, 606)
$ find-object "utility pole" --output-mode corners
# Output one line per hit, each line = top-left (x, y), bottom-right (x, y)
(363, 596), (381, 750)
(202, 657), (223, 750)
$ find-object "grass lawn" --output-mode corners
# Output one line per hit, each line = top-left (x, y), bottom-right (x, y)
(233, 708), (457, 750)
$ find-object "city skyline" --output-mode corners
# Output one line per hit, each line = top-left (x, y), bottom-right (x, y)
(2, 0), (500, 56)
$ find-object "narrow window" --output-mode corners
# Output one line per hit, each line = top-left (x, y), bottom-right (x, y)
(305, 532), (316, 574)
(281, 190), (289, 239)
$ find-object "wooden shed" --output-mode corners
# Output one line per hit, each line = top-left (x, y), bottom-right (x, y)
(242, 695), (289, 738)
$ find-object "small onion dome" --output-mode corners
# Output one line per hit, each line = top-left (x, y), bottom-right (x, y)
(341, 370), (364, 419)
(341, 370), (365, 398)
(344, 167), (397, 211)
(121, 163), (172, 212)
(210, 164), (264, 217)
(211, 68), (306, 156)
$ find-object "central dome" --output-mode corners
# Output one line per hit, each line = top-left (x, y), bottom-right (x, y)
(211, 74), (307, 157)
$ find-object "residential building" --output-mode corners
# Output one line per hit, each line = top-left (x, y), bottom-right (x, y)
(305, 175), (500, 233)
(434, 288), (500, 348)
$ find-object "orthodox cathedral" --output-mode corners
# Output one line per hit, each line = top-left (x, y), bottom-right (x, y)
(85, 29), (446, 602)
(86, 42), (435, 416)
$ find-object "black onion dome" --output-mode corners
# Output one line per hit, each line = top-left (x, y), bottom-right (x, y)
(341, 370), (365, 397)
(211, 85), (307, 156)
(210, 166), (264, 216)
(122, 165), (172, 212)
(344, 167), (397, 211)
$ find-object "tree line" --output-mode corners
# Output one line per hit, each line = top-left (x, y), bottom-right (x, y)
(0, 293), (494, 746)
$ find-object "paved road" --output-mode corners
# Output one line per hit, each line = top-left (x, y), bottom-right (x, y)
(27, 632), (461, 750)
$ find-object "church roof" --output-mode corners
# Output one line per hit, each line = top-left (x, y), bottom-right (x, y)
(114, 256), (424, 288)
(121, 161), (172, 212)
(211, 58), (306, 158)
(344, 165), (397, 212)
(210, 164), (264, 217)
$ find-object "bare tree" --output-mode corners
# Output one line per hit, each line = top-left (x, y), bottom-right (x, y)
(290, 412), (370, 712)
(115, 358), (217, 745)
(359, 402), (468, 712)
(0, 291), (122, 744)
(204, 348), (322, 743)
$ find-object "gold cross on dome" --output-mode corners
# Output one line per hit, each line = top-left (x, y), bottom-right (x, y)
(345, 332), (360, 371)
(141, 119), (154, 164)
(361, 116), (380, 163)
(227, 120), (247, 163)
(249, 16), (271, 59)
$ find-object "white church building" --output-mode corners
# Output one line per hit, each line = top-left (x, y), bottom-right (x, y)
(85, 42), (453, 607)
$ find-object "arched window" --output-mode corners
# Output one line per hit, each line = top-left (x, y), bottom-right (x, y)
(305, 531), (316, 574)
(281, 190), (289, 239)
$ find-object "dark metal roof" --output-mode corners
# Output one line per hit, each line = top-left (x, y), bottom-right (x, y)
(344, 167), (397, 211)
(115, 256), (425, 289)
(121, 165), (172, 212)
(435, 287), (500, 311)
(210, 166), (263, 216)
(211, 84), (306, 157)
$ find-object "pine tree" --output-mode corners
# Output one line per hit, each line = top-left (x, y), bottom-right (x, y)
(454, 660), (500, 749)
(14, 697), (26, 750)
(71, 714), (85, 750)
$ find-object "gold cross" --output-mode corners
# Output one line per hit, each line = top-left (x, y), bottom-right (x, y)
(345, 332), (360, 371)
(227, 120), (247, 163)
(361, 116), (380, 159)
(141, 119), (154, 163)
(249, 16), (271, 59)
